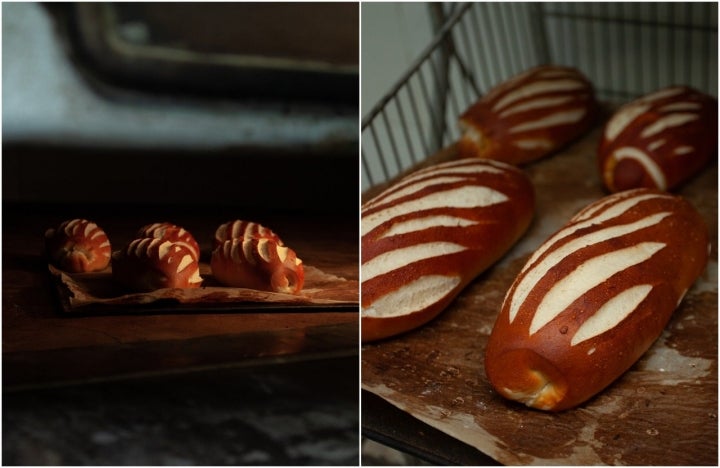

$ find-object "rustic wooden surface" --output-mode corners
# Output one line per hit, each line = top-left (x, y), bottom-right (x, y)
(3, 207), (359, 389)
(362, 125), (718, 465)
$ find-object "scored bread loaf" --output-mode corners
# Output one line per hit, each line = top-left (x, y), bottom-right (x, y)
(485, 188), (709, 411)
(598, 86), (718, 192)
(458, 65), (598, 165)
(112, 238), (203, 291)
(362, 158), (535, 342)
(211, 237), (304, 294)
(213, 220), (283, 249)
(44, 218), (111, 273)
(137, 222), (201, 261)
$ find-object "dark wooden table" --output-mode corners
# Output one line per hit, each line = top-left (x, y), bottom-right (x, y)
(362, 126), (718, 465)
(3, 203), (359, 389)
(4, 354), (360, 465)
(3, 202), (360, 464)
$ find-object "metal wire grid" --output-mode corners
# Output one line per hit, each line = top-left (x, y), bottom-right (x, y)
(361, 2), (718, 192)
(541, 2), (718, 101)
(361, 4), (477, 191)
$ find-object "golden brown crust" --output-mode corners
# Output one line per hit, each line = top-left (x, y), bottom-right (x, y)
(136, 222), (201, 261)
(44, 219), (112, 273)
(598, 86), (718, 192)
(112, 238), (203, 291)
(361, 158), (535, 342)
(211, 238), (304, 294)
(458, 65), (599, 165)
(212, 220), (283, 250)
(485, 189), (709, 411)
(361, 289), (463, 343)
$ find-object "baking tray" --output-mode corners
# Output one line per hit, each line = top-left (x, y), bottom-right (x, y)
(49, 262), (358, 316)
(361, 125), (718, 465)
(63, 3), (358, 102)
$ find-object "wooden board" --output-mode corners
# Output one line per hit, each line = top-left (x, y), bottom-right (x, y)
(3, 209), (359, 389)
(361, 125), (718, 465)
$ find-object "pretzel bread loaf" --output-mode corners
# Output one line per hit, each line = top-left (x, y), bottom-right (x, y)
(362, 158), (535, 342)
(137, 222), (201, 261)
(598, 86), (718, 192)
(458, 65), (598, 165)
(112, 238), (203, 291)
(213, 220), (283, 249)
(211, 238), (304, 294)
(44, 219), (111, 273)
(485, 189), (709, 411)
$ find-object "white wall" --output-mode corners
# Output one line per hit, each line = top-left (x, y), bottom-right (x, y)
(361, 3), (434, 119)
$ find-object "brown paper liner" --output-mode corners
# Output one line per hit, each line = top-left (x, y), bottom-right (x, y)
(49, 263), (358, 314)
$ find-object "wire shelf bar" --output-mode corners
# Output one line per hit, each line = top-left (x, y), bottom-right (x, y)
(362, 1), (718, 192)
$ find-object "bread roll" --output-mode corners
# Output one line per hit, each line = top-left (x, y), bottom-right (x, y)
(44, 218), (111, 273)
(598, 86), (718, 192)
(362, 158), (535, 342)
(213, 220), (283, 249)
(137, 222), (200, 261)
(211, 238), (304, 294)
(485, 188), (709, 411)
(112, 238), (203, 291)
(458, 65), (598, 165)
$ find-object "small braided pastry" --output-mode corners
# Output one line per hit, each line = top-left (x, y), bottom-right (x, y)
(45, 218), (111, 273)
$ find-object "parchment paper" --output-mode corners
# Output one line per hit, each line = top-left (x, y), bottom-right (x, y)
(362, 126), (718, 465)
(50, 262), (358, 314)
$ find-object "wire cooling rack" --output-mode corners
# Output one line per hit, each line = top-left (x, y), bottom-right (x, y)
(361, 2), (718, 191)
